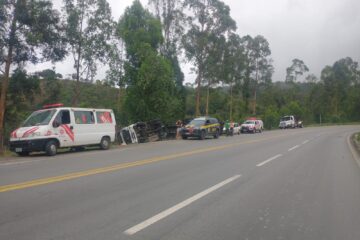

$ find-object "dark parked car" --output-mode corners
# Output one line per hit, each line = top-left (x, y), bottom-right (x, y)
(180, 117), (220, 140)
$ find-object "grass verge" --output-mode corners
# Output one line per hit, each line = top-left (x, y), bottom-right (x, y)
(352, 132), (360, 155)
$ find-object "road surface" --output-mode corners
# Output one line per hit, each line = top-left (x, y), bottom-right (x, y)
(1, 125), (360, 240)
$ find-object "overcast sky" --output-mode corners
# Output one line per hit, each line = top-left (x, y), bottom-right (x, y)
(35, 0), (360, 82)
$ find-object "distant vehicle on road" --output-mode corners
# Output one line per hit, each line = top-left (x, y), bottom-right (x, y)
(233, 123), (241, 135)
(279, 115), (303, 129)
(222, 122), (241, 135)
(9, 103), (116, 156)
(181, 117), (220, 140)
(240, 118), (263, 133)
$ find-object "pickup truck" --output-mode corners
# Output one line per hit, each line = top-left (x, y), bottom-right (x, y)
(279, 115), (303, 129)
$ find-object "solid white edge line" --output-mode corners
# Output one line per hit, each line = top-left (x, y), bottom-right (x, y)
(256, 154), (283, 167)
(288, 145), (300, 151)
(124, 175), (241, 236)
(0, 159), (43, 166)
(347, 134), (360, 169)
(302, 140), (309, 145)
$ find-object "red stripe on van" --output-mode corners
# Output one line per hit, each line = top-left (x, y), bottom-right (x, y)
(61, 125), (74, 142)
(22, 127), (39, 138)
(11, 128), (19, 138)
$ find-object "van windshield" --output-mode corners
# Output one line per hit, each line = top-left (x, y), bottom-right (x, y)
(22, 109), (57, 127)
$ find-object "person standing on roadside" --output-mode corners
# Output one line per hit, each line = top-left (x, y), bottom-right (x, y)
(230, 120), (234, 136)
(176, 120), (183, 139)
(225, 120), (230, 136)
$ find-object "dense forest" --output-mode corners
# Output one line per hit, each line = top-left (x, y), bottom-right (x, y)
(1, 0), (359, 153)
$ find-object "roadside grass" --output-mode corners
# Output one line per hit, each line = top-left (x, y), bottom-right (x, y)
(352, 132), (360, 155)
(306, 122), (360, 128)
(265, 122), (360, 131)
(0, 148), (15, 158)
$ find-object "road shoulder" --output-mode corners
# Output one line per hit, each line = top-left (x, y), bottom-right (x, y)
(349, 132), (360, 168)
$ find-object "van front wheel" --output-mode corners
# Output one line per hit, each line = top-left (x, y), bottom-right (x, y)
(45, 140), (58, 156)
(100, 137), (110, 150)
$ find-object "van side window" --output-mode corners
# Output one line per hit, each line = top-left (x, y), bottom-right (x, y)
(96, 112), (113, 124)
(74, 111), (95, 124)
(55, 110), (70, 125)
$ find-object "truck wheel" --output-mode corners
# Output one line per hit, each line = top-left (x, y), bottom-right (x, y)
(45, 140), (58, 156)
(17, 152), (30, 157)
(100, 137), (110, 150)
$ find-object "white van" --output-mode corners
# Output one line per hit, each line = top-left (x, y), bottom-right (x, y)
(9, 104), (116, 156)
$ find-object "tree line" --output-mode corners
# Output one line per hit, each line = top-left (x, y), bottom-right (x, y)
(1, 0), (359, 153)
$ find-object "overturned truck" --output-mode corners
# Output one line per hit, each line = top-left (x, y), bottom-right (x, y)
(118, 119), (178, 145)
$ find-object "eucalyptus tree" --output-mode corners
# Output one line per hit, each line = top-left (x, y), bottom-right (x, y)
(182, 0), (236, 116)
(148, 0), (187, 117)
(202, 33), (245, 119)
(221, 33), (246, 120)
(202, 34), (226, 116)
(148, 0), (185, 54)
(305, 73), (318, 83)
(117, 0), (181, 123)
(105, 38), (126, 115)
(285, 58), (309, 82)
(105, 39), (125, 87)
(321, 57), (359, 119)
(63, 0), (114, 106)
(0, 0), (66, 153)
(240, 35), (272, 115)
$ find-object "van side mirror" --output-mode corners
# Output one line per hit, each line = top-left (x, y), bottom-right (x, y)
(52, 120), (60, 128)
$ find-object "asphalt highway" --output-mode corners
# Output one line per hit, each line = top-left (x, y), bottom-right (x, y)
(1, 125), (360, 240)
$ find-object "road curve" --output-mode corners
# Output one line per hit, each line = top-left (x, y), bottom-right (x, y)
(0, 125), (360, 240)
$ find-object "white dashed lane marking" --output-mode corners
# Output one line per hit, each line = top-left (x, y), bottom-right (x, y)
(288, 145), (300, 152)
(256, 154), (283, 167)
(124, 175), (241, 235)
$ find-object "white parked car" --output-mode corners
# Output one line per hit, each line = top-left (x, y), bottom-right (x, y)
(240, 119), (263, 133)
(233, 123), (241, 135)
(223, 122), (241, 135)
